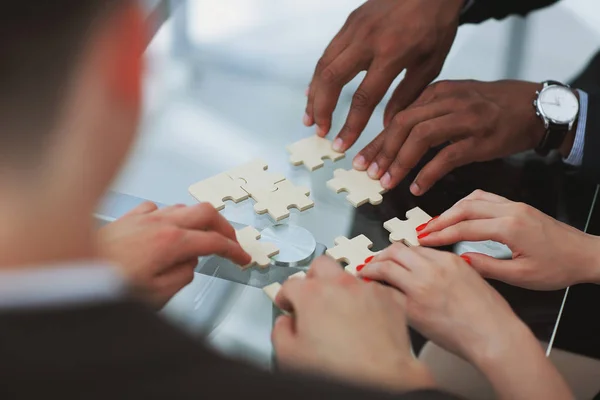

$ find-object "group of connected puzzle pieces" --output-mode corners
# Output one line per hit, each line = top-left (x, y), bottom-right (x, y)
(188, 135), (432, 271)
(189, 159), (313, 222)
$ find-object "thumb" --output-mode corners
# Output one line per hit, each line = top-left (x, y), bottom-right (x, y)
(465, 252), (520, 283)
(123, 201), (158, 217)
(271, 315), (296, 362)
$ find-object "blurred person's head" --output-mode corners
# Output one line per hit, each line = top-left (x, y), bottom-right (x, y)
(0, 1), (146, 266)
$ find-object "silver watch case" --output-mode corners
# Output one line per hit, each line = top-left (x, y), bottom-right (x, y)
(533, 82), (578, 130)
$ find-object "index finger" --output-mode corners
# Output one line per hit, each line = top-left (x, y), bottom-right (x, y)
(168, 203), (237, 242)
(180, 230), (251, 266)
(423, 198), (510, 235)
(419, 218), (511, 248)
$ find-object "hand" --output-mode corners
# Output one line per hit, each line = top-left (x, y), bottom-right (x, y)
(358, 245), (572, 400)
(98, 202), (251, 307)
(358, 245), (521, 361)
(418, 189), (600, 290)
(272, 256), (434, 393)
(304, 0), (464, 151)
(353, 80), (548, 194)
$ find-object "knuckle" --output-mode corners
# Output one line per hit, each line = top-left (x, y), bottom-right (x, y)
(431, 79), (453, 94)
(411, 121), (433, 143)
(471, 189), (486, 199)
(338, 124), (354, 140)
(513, 202), (532, 216)
(442, 147), (464, 166)
(392, 112), (408, 127)
(320, 66), (338, 84)
(351, 89), (370, 109)
(155, 226), (184, 246)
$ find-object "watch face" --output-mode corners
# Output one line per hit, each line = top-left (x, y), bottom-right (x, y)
(538, 86), (579, 124)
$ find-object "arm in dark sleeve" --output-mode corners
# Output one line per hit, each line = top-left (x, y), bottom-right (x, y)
(460, 0), (560, 24)
(0, 299), (462, 400)
(581, 92), (600, 182)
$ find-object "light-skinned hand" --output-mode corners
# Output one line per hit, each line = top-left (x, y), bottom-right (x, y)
(419, 189), (600, 290)
(98, 202), (250, 307)
(272, 256), (435, 393)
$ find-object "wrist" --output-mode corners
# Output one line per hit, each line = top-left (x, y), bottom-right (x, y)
(466, 319), (534, 370)
(575, 234), (600, 285)
(383, 361), (436, 393)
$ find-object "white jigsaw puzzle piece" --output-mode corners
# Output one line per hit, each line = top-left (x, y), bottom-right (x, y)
(326, 168), (387, 207)
(326, 235), (378, 275)
(286, 136), (345, 171)
(245, 179), (314, 221)
(263, 271), (307, 313)
(236, 226), (279, 269)
(226, 158), (285, 191)
(383, 207), (432, 247)
(188, 173), (249, 210)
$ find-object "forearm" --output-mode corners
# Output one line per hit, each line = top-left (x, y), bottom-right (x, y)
(468, 321), (572, 400)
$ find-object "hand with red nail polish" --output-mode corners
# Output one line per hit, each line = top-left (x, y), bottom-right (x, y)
(419, 189), (600, 290)
(358, 244), (571, 400)
(272, 256), (435, 393)
(272, 257), (434, 392)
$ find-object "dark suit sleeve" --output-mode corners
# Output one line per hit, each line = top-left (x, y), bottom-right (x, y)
(0, 299), (461, 400)
(459, 0), (560, 24)
(580, 92), (600, 181)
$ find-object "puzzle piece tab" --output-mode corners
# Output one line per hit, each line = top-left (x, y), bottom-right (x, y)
(226, 159), (285, 191)
(188, 173), (249, 211)
(236, 226), (279, 269)
(245, 179), (314, 221)
(286, 136), (345, 171)
(326, 235), (378, 275)
(383, 207), (432, 247)
(326, 168), (387, 207)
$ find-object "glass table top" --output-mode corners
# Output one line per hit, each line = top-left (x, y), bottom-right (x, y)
(102, 0), (600, 367)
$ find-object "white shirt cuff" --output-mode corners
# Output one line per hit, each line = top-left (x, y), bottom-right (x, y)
(564, 89), (588, 166)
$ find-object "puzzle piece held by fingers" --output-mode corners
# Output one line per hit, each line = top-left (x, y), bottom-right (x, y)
(245, 179), (314, 221)
(326, 235), (378, 275)
(263, 271), (307, 313)
(326, 168), (387, 207)
(384, 207), (432, 247)
(236, 226), (279, 269)
(286, 136), (345, 171)
(226, 158), (286, 191)
(188, 173), (249, 211)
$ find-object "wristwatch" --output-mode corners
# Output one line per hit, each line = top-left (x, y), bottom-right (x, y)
(533, 80), (579, 156)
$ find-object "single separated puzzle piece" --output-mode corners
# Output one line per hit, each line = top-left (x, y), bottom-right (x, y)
(226, 158), (285, 191)
(384, 207), (432, 247)
(327, 168), (387, 207)
(236, 226), (279, 269)
(326, 235), (378, 275)
(188, 173), (249, 210)
(245, 179), (314, 221)
(286, 135), (345, 171)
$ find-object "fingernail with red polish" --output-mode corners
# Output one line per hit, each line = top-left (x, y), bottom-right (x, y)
(364, 256), (374, 264)
(460, 255), (471, 265)
(362, 277), (372, 282)
(417, 232), (430, 239)
(416, 223), (427, 232)
(356, 264), (365, 272)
